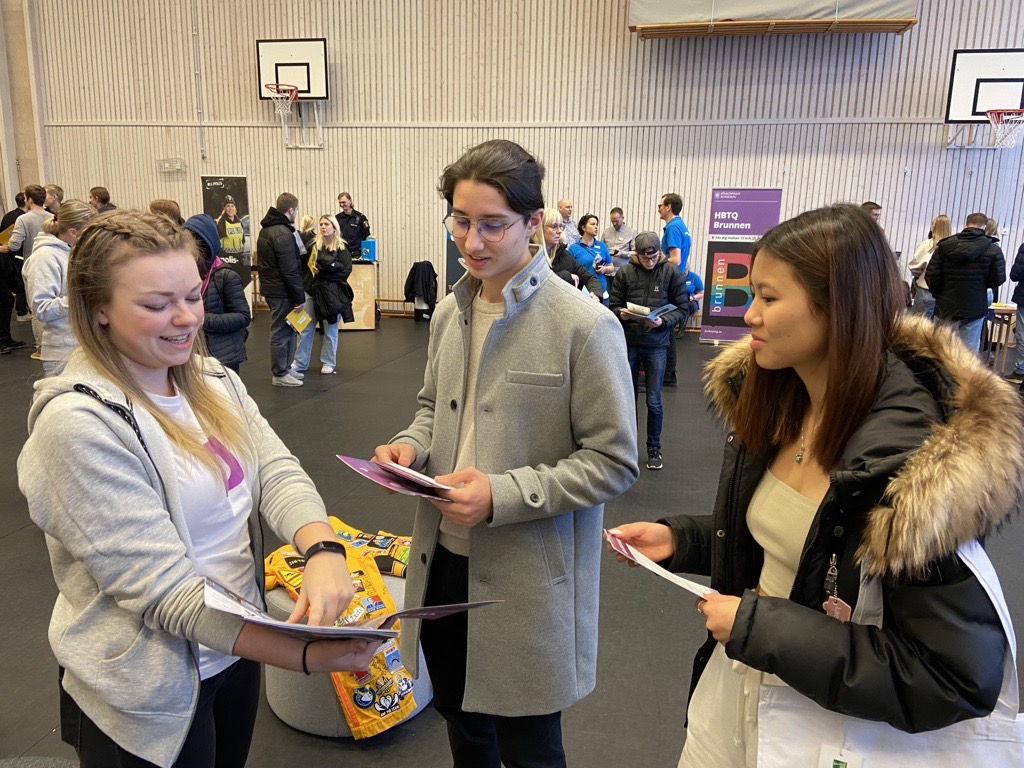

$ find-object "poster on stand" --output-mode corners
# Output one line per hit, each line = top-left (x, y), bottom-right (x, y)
(699, 188), (783, 344)
(201, 176), (252, 287)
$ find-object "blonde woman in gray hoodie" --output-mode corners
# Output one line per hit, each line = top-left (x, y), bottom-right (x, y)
(23, 199), (96, 375)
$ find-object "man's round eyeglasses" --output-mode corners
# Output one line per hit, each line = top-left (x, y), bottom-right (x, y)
(443, 214), (526, 243)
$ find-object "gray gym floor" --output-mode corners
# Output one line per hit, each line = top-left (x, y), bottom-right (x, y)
(1, 313), (1021, 767)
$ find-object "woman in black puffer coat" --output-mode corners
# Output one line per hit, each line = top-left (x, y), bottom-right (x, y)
(183, 214), (251, 371)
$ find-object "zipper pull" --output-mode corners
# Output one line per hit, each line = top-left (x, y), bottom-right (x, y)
(823, 553), (838, 597)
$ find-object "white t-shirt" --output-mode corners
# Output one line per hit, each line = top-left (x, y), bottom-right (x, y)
(149, 388), (257, 679)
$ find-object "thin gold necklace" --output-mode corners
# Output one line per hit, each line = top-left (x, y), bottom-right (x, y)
(795, 428), (806, 464)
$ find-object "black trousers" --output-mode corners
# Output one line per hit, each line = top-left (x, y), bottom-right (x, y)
(0, 274), (14, 344)
(60, 659), (261, 768)
(420, 545), (567, 768)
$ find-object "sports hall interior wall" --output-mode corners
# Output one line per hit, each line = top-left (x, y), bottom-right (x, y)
(7, 0), (1024, 301)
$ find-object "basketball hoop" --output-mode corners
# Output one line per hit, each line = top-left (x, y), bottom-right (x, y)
(265, 83), (299, 117)
(986, 109), (1024, 149)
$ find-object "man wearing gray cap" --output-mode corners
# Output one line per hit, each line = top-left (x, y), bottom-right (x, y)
(608, 231), (689, 470)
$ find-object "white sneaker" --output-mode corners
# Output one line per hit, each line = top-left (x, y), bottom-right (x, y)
(16, 312), (32, 323)
(272, 374), (304, 387)
(287, 366), (305, 379)
(321, 365), (335, 375)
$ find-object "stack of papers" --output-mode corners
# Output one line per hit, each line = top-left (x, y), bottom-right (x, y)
(204, 578), (499, 641)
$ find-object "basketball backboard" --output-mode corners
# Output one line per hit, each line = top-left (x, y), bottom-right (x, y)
(256, 38), (329, 101)
(945, 48), (1024, 123)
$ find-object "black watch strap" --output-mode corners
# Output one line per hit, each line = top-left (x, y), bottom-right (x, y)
(303, 540), (347, 562)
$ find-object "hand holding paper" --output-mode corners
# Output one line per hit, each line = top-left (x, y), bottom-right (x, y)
(604, 528), (716, 598)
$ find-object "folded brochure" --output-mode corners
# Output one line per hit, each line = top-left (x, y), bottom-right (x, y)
(286, 308), (313, 333)
(625, 302), (677, 321)
(604, 529), (715, 598)
(204, 578), (500, 641)
(338, 454), (455, 502)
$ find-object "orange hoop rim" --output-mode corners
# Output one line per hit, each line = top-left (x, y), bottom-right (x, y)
(986, 108), (1024, 125)
(264, 83), (299, 102)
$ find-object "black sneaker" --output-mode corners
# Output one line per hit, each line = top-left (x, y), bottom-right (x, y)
(646, 449), (663, 470)
(1, 340), (26, 354)
(662, 374), (678, 388)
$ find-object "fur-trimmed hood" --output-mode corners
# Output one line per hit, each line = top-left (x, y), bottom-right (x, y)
(702, 314), (1024, 579)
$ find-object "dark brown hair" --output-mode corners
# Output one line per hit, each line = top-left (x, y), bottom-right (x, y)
(438, 140), (545, 216)
(730, 204), (905, 469)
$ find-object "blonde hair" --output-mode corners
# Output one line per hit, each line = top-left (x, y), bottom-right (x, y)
(313, 214), (346, 254)
(67, 210), (252, 472)
(299, 214), (316, 233)
(531, 208), (564, 258)
(986, 218), (999, 238)
(930, 214), (953, 246)
(44, 199), (97, 238)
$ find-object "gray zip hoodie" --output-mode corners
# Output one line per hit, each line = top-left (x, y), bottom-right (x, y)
(19, 352), (329, 766)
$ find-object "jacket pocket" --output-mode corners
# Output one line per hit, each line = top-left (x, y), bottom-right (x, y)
(534, 518), (568, 585)
(507, 371), (564, 387)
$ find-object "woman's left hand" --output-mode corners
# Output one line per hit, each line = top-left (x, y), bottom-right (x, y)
(696, 593), (741, 644)
(288, 550), (355, 627)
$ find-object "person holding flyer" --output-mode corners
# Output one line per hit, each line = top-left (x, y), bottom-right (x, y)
(611, 204), (1024, 767)
(373, 139), (638, 767)
(19, 210), (376, 768)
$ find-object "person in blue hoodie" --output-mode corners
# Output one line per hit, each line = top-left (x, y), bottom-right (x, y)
(183, 214), (251, 372)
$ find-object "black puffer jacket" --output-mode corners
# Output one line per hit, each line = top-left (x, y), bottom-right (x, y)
(925, 227), (1005, 321)
(1008, 242), (1024, 305)
(256, 208), (303, 304)
(203, 263), (251, 367)
(662, 316), (1024, 733)
(607, 254), (688, 348)
(311, 244), (353, 324)
(548, 243), (602, 296)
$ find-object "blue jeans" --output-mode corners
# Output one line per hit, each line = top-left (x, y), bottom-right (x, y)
(293, 293), (340, 370)
(627, 345), (667, 451)
(955, 316), (985, 356)
(1014, 305), (1024, 375)
(909, 286), (935, 318)
(266, 296), (298, 377)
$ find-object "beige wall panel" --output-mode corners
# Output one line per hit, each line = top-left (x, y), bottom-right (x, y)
(33, 0), (1024, 302)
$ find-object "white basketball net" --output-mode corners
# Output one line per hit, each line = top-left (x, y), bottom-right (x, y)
(265, 85), (297, 118)
(988, 110), (1024, 149)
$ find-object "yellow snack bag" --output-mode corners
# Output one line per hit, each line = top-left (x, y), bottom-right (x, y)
(263, 534), (418, 738)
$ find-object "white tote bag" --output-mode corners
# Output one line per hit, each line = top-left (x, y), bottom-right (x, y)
(756, 540), (1024, 767)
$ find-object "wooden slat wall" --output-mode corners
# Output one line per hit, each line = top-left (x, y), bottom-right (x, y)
(31, 0), (1024, 302)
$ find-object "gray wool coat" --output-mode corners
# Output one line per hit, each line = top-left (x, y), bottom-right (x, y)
(391, 252), (639, 716)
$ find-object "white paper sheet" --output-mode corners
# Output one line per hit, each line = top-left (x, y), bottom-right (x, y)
(604, 529), (716, 598)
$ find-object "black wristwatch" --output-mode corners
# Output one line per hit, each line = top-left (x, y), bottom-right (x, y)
(303, 540), (347, 562)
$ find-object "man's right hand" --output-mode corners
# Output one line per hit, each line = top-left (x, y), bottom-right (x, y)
(293, 304), (305, 311)
(372, 443), (418, 493)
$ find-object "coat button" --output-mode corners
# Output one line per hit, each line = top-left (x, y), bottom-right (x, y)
(530, 276), (537, 286)
(833, 526), (844, 537)
(726, 435), (734, 443)
(529, 493), (540, 503)
(420, 553), (427, 564)
(450, 400), (457, 410)
(716, 529), (725, 538)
